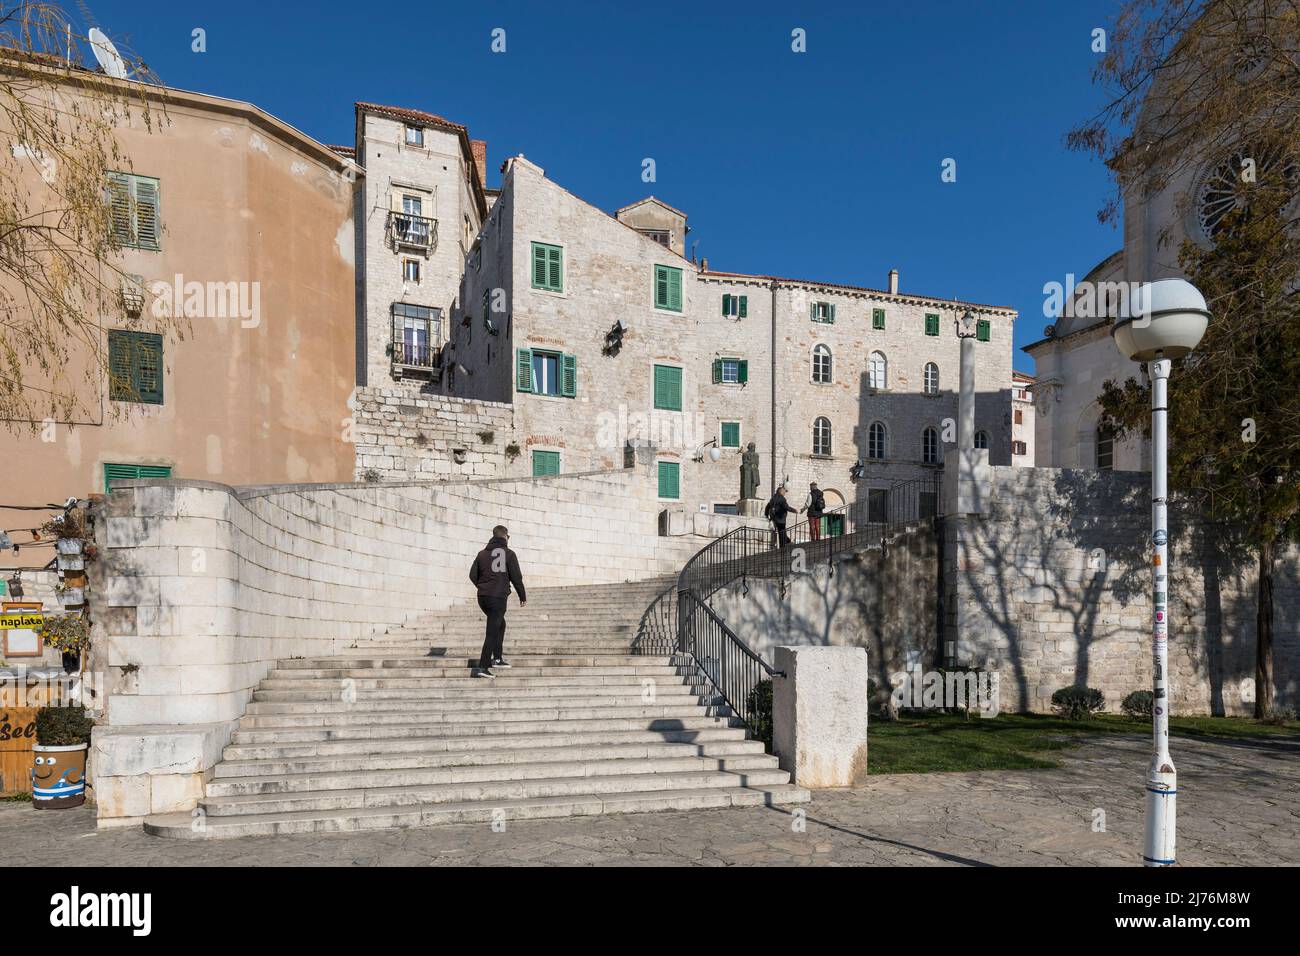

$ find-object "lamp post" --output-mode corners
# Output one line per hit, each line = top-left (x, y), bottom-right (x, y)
(955, 310), (977, 449)
(1111, 278), (1210, 867)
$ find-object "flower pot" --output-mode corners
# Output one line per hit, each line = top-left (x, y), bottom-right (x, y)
(56, 554), (85, 572)
(61, 651), (80, 674)
(31, 742), (88, 808)
(58, 588), (84, 607)
(55, 539), (83, 556)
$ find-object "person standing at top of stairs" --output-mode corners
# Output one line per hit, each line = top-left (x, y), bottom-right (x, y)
(468, 525), (527, 679)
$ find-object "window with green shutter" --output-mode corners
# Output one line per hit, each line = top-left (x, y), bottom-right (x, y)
(712, 357), (747, 385)
(532, 450), (561, 477)
(810, 301), (835, 323)
(653, 364), (682, 410)
(722, 294), (747, 318)
(531, 242), (563, 292)
(873, 308), (886, 330)
(519, 348), (575, 397)
(108, 330), (164, 404)
(720, 421), (741, 448)
(924, 313), (940, 336)
(654, 265), (683, 312)
(657, 460), (681, 499)
(976, 319), (991, 342)
(104, 463), (172, 492)
(106, 172), (161, 251)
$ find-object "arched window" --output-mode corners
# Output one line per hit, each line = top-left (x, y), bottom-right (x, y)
(923, 362), (939, 395)
(868, 421), (887, 460)
(812, 345), (832, 384)
(974, 430), (989, 450)
(1097, 425), (1115, 471)
(868, 351), (888, 390)
(813, 417), (832, 456)
(922, 426), (939, 464)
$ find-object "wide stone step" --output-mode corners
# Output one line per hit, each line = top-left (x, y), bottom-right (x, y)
(239, 701), (727, 730)
(199, 767), (794, 816)
(230, 713), (737, 744)
(266, 656), (667, 678)
(213, 739), (769, 778)
(207, 752), (782, 796)
(243, 692), (706, 723)
(245, 684), (698, 712)
(222, 725), (753, 761)
(254, 664), (682, 687)
(145, 783), (808, 839)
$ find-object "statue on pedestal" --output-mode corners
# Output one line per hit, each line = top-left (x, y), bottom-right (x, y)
(740, 442), (760, 502)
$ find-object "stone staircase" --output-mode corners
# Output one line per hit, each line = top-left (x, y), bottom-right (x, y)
(144, 577), (809, 838)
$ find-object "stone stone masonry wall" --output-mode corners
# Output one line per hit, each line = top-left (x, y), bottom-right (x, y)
(948, 466), (1299, 715)
(88, 465), (705, 824)
(351, 386), (514, 482)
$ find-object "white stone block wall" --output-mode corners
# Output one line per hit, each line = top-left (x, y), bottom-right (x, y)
(87, 466), (705, 823)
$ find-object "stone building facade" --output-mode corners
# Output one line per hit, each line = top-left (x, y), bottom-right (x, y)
(446, 155), (1018, 516)
(1011, 370), (1035, 466)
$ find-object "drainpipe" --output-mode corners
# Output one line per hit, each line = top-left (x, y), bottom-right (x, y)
(770, 281), (779, 496)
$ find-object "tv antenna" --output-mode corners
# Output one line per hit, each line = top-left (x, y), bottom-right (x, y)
(88, 28), (129, 79)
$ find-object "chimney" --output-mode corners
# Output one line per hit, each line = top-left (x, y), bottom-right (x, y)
(470, 139), (488, 189)
(888, 269), (899, 295)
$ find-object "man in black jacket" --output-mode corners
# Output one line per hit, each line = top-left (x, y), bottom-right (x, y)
(764, 486), (793, 549)
(468, 525), (527, 678)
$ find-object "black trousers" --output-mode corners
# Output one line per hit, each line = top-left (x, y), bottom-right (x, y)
(477, 595), (508, 669)
(773, 520), (790, 548)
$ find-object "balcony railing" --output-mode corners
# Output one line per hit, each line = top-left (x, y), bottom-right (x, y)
(388, 211), (437, 251)
(392, 340), (441, 369)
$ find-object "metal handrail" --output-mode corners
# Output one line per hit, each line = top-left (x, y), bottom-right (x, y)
(676, 589), (782, 738)
(631, 583), (676, 657)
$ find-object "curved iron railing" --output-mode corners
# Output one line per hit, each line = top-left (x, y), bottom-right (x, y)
(638, 473), (943, 741)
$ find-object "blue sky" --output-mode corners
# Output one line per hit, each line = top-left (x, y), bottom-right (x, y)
(87, 0), (1126, 373)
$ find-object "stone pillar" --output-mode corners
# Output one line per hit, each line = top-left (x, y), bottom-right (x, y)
(958, 333), (975, 450)
(772, 645), (870, 787)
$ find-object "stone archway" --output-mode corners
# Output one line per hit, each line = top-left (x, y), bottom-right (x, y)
(822, 487), (846, 510)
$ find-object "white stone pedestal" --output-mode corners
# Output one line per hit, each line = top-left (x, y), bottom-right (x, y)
(738, 498), (765, 517)
(772, 645), (870, 787)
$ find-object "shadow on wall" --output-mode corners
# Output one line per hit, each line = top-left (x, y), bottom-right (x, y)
(953, 466), (1289, 715)
(707, 525), (940, 704)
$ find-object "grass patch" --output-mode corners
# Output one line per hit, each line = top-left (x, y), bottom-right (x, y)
(1, 791), (33, 802)
(869, 711), (1300, 775)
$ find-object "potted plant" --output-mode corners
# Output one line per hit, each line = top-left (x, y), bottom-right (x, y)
(39, 614), (90, 675)
(31, 706), (94, 809)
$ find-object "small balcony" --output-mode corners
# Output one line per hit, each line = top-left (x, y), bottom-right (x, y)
(390, 304), (443, 379)
(388, 211), (437, 252)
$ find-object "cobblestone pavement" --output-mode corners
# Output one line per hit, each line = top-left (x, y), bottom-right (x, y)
(2, 733), (1296, 866)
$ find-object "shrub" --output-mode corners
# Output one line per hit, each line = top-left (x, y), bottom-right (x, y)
(35, 706), (94, 746)
(1050, 685), (1105, 720)
(1121, 690), (1154, 720)
(38, 615), (91, 655)
(746, 679), (773, 751)
(1262, 705), (1297, 726)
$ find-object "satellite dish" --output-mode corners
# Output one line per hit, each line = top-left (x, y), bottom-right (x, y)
(88, 28), (129, 79)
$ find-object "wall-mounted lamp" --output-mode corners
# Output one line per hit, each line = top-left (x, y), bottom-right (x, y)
(693, 438), (722, 463)
(955, 309), (977, 339)
(603, 320), (626, 356)
(849, 460), (866, 482)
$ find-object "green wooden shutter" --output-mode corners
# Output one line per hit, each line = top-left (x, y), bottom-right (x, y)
(655, 266), (669, 308)
(809, 302), (817, 322)
(712, 358), (722, 384)
(828, 304), (836, 324)
(720, 422), (740, 447)
(135, 333), (163, 404)
(925, 313), (939, 336)
(561, 353), (577, 397)
(104, 463), (171, 492)
(737, 360), (748, 384)
(722, 294), (731, 316)
(669, 268), (682, 311)
(133, 177), (160, 250)
(532, 244), (548, 288)
(516, 348), (533, 392)
(108, 331), (131, 401)
(106, 174), (132, 246)
(547, 245), (562, 291)
(657, 461), (680, 499)
(976, 319), (991, 342)
(654, 365), (681, 411)
(532, 450), (560, 477)
(873, 308), (886, 330)
(738, 296), (747, 318)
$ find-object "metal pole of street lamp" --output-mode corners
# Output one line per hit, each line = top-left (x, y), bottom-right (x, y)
(1111, 279), (1209, 868)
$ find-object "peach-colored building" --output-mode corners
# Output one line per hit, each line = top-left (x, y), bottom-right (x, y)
(0, 63), (361, 504)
